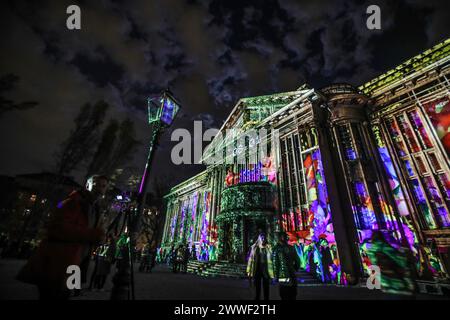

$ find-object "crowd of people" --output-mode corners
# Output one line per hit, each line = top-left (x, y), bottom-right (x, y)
(155, 244), (195, 274)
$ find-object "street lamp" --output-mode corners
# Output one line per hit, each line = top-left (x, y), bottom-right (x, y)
(111, 89), (180, 300)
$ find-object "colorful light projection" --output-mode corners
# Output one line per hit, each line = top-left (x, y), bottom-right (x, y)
(307, 150), (343, 283)
(225, 157), (276, 187)
(364, 232), (415, 295)
(178, 201), (188, 242)
(422, 176), (450, 227)
(424, 96), (450, 156)
(370, 124), (450, 277)
(188, 192), (199, 247)
(360, 126), (416, 258)
(387, 117), (438, 229)
(338, 125), (378, 231)
(239, 162), (263, 184)
(385, 112), (450, 229)
(353, 181), (378, 231)
(281, 210), (298, 232)
(169, 214), (177, 242)
(285, 149), (344, 284)
(422, 246), (446, 277)
(200, 191), (211, 244)
(198, 223), (218, 261)
(374, 135), (418, 247)
(167, 190), (216, 261)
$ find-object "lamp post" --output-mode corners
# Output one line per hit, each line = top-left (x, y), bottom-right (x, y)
(111, 89), (180, 300)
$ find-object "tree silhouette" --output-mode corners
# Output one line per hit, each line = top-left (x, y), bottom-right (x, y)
(139, 176), (172, 246)
(55, 100), (109, 176)
(86, 119), (120, 178)
(85, 117), (141, 181)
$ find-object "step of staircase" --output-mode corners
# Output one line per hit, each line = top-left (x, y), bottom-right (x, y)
(187, 260), (246, 278)
(187, 260), (323, 285)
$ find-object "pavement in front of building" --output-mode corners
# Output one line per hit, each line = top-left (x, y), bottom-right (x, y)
(0, 258), (448, 300)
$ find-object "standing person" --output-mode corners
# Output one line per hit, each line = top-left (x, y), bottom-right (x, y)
(139, 244), (149, 272)
(200, 243), (208, 261)
(246, 233), (273, 300)
(168, 245), (175, 267)
(148, 242), (157, 273)
(190, 244), (197, 260)
(114, 233), (130, 268)
(272, 232), (299, 300)
(171, 245), (179, 273)
(308, 247), (317, 279)
(16, 175), (109, 300)
(319, 238), (333, 283)
(77, 175), (110, 296)
(93, 241), (112, 291)
(176, 245), (184, 273)
(183, 244), (190, 273)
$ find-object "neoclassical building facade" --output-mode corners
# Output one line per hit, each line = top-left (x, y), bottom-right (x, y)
(161, 38), (450, 285)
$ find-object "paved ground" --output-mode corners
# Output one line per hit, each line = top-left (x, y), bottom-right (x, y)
(0, 258), (448, 300)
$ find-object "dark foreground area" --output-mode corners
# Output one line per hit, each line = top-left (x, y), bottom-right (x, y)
(0, 259), (448, 300)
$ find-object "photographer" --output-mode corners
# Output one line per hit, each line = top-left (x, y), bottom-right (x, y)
(16, 175), (109, 300)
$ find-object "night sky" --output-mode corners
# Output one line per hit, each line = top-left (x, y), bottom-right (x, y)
(1, 0), (449, 191)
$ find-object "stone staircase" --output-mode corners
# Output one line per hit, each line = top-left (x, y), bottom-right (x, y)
(187, 260), (322, 285)
(186, 260), (214, 275)
(187, 260), (247, 278)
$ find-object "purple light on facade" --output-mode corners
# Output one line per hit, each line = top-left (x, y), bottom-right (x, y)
(200, 192), (210, 243)
(239, 162), (263, 183)
(201, 191), (210, 248)
(189, 192), (199, 246)
(346, 148), (357, 160)
(354, 181), (378, 230)
(170, 215), (177, 240)
(179, 202), (187, 238)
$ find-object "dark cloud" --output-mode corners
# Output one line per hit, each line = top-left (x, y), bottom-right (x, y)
(71, 48), (125, 88)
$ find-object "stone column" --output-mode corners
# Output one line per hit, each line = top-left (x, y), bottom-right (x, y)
(313, 101), (363, 285)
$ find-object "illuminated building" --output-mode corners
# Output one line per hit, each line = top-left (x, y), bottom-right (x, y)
(161, 38), (450, 285)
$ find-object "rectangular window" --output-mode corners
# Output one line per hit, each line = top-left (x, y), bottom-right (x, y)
(409, 178), (437, 229)
(427, 152), (442, 172)
(280, 128), (323, 231)
(421, 176), (450, 227)
(437, 173), (450, 201)
(414, 155), (429, 175)
(423, 97), (450, 157)
(397, 114), (421, 153)
(408, 110), (433, 149)
(387, 118), (408, 157)
(384, 107), (450, 230)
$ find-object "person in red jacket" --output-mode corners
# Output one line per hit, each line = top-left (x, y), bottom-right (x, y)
(16, 175), (109, 300)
